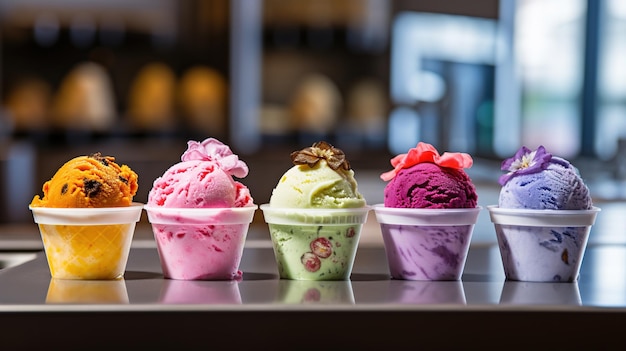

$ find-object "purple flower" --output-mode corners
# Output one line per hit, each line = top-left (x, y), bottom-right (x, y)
(498, 145), (552, 185)
(181, 138), (249, 178)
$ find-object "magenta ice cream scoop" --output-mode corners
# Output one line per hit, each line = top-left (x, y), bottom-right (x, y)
(384, 162), (477, 209)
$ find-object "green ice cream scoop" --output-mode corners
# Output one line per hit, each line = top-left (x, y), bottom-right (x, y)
(269, 160), (365, 208)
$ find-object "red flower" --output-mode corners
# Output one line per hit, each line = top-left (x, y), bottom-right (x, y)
(380, 142), (473, 181)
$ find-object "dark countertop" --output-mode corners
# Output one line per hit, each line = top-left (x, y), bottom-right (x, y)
(1, 231), (626, 348)
(2, 199), (626, 348)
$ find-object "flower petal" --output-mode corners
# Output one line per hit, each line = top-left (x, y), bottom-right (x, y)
(380, 142), (473, 181)
(437, 152), (473, 169)
(498, 145), (552, 185)
(181, 138), (249, 178)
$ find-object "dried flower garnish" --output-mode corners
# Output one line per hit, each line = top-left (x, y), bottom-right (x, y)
(498, 145), (552, 185)
(380, 142), (473, 181)
(291, 141), (350, 170)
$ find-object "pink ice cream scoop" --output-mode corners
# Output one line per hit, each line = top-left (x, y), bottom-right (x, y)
(148, 138), (253, 208)
(145, 138), (256, 280)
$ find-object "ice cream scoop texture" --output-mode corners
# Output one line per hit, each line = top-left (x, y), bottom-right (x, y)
(498, 145), (592, 210)
(381, 142), (477, 209)
(30, 153), (138, 208)
(269, 141), (365, 209)
(148, 138), (253, 208)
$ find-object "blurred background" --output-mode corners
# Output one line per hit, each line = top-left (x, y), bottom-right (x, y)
(1, 0), (625, 245)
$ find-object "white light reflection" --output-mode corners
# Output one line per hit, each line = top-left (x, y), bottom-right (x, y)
(516, 0), (586, 96)
(390, 12), (497, 106)
(583, 246), (626, 306)
(405, 71), (446, 103)
(596, 0), (626, 159)
(607, 0), (626, 18)
(514, 0), (586, 158)
(493, 0), (520, 157)
(389, 11), (498, 152)
(388, 107), (419, 155)
(230, 0), (262, 154)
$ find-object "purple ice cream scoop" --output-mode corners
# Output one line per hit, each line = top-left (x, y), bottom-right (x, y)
(498, 156), (592, 210)
(491, 146), (598, 282)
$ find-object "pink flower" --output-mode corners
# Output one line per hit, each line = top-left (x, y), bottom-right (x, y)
(380, 142), (473, 181)
(182, 138), (249, 178)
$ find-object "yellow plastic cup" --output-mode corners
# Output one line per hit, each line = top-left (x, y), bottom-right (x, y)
(29, 203), (143, 280)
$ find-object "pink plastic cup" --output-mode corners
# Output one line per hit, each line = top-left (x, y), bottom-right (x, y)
(487, 205), (600, 282)
(144, 205), (257, 280)
(373, 204), (481, 281)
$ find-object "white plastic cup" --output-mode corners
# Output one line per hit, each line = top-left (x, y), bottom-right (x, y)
(372, 204), (481, 281)
(487, 205), (601, 282)
(29, 203), (143, 280)
(144, 205), (257, 280)
(260, 204), (370, 280)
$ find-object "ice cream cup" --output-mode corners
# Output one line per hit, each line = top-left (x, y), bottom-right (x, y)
(46, 278), (129, 304)
(372, 204), (482, 281)
(260, 205), (370, 280)
(487, 205), (601, 282)
(144, 205), (257, 280)
(29, 203), (143, 280)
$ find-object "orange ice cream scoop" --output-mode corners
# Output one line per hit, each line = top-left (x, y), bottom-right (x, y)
(30, 153), (138, 208)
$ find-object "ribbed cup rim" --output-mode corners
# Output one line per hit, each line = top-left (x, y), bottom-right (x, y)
(486, 205), (601, 227)
(260, 204), (370, 225)
(144, 204), (257, 225)
(372, 204), (481, 226)
(29, 202), (144, 225)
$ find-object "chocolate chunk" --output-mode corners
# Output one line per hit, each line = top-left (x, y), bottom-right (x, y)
(61, 183), (68, 195)
(561, 249), (569, 264)
(89, 152), (109, 166)
(84, 179), (102, 198)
